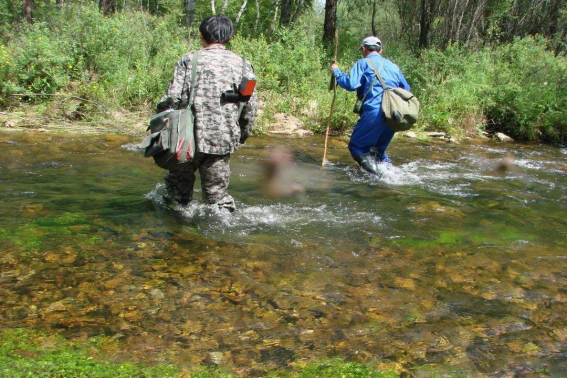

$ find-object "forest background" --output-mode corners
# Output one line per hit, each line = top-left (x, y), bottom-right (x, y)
(0, 0), (565, 144)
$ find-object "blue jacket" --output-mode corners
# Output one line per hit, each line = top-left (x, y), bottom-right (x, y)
(333, 52), (410, 113)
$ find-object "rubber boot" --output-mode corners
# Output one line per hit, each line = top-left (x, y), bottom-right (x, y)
(354, 152), (380, 175)
(376, 151), (392, 164)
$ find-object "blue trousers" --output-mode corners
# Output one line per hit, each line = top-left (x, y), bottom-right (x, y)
(348, 108), (395, 161)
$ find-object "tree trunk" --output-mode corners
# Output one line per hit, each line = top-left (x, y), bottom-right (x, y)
(184, 0), (196, 27)
(99, 0), (116, 15)
(292, 0), (305, 24)
(236, 0), (248, 24)
(280, 0), (293, 26)
(221, 0), (229, 14)
(23, 0), (34, 23)
(255, 0), (260, 30)
(211, 0), (216, 14)
(323, 0), (338, 47)
(418, 0), (434, 48)
(371, 0), (377, 36)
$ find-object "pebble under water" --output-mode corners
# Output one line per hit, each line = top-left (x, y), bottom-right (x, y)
(0, 130), (565, 376)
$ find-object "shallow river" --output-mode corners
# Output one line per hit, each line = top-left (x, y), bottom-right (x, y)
(0, 130), (565, 376)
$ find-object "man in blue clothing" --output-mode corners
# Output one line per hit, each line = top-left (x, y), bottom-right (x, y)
(331, 36), (410, 175)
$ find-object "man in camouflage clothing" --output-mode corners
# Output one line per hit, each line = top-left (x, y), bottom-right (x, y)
(157, 15), (258, 212)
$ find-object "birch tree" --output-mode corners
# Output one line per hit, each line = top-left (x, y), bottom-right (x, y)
(235, 0), (248, 24)
(221, 0), (229, 14)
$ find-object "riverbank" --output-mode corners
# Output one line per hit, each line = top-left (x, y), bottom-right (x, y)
(1, 4), (565, 144)
(1, 110), (517, 147)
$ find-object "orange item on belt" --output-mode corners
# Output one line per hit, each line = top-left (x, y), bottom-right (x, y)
(239, 77), (256, 97)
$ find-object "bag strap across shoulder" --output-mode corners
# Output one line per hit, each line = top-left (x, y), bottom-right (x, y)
(187, 51), (198, 109)
(359, 57), (384, 102)
(179, 51), (198, 163)
(237, 57), (247, 120)
(366, 57), (388, 90)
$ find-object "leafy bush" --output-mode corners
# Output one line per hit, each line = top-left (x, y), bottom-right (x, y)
(0, 5), (564, 143)
(231, 26), (359, 133)
(0, 4), (190, 110)
(483, 36), (566, 143)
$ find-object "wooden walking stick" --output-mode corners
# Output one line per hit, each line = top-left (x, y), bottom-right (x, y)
(322, 29), (339, 168)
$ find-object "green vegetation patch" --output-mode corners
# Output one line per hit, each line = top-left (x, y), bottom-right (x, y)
(0, 329), (179, 377)
(0, 329), (402, 378)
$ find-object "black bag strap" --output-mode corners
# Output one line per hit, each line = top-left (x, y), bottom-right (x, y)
(237, 57), (247, 120)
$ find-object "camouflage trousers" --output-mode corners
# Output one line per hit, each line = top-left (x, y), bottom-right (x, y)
(164, 152), (236, 212)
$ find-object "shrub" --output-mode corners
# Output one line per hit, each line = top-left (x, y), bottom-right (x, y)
(0, 4), (190, 110)
(0, 5), (564, 143)
(483, 36), (566, 143)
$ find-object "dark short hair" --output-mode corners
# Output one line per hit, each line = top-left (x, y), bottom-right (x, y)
(199, 15), (234, 44)
(365, 44), (382, 52)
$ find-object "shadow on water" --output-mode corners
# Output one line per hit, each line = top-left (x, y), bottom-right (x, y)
(0, 131), (566, 375)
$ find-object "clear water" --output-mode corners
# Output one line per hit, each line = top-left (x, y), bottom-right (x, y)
(1, 130), (565, 375)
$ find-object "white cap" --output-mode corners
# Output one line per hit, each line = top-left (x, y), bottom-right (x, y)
(359, 36), (382, 50)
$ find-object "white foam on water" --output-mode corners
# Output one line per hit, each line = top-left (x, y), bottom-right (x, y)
(515, 159), (546, 170)
(346, 163), (422, 187)
(121, 143), (144, 153)
(146, 184), (382, 238)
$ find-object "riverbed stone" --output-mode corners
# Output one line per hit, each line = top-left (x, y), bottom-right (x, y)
(268, 113), (312, 137)
(424, 131), (446, 137)
(404, 131), (418, 138)
(3, 119), (18, 128)
(496, 132), (513, 142)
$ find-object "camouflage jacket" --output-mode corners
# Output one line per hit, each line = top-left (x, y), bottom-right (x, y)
(157, 45), (258, 155)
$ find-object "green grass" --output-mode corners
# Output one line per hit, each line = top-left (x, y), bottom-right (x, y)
(0, 329), (179, 377)
(0, 328), (403, 377)
(0, 4), (564, 143)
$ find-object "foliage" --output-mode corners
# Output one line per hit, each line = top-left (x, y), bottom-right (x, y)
(289, 359), (399, 377)
(0, 3), (190, 110)
(0, 3), (565, 143)
(0, 328), (401, 378)
(0, 329), (179, 377)
(387, 37), (565, 142)
(483, 36), (566, 142)
(231, 25), (358, 133)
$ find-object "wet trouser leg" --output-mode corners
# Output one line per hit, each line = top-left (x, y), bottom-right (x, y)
(164, 152), (236, 212)
(165, 161), (196, 205)
(348, 108), (395, 166)
(198, 153), (235, 212)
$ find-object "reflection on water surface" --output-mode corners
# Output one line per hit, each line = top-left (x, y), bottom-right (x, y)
(0, 131), (565, 375)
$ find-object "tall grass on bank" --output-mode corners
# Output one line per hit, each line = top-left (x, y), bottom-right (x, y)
(0, 4), (190, 113)
(0, 5), (564, 143)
